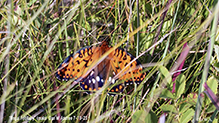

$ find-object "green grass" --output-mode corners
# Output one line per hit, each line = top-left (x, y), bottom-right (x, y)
(0, 0), (219, 122)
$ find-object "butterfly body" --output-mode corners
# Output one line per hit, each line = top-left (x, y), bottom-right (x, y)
(56, 41), (145, 94)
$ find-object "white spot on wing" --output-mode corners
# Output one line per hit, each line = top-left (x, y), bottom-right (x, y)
(90, 71), (94, 75)
(113, 72), (116, 75)
(108, 77), (112, 82)
(112, 79), (115, 84)
(96, 76), (100, 82)
(92, 78), (96, 83)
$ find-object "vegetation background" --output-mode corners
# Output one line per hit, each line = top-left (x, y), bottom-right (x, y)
(0, 0), (219, 122)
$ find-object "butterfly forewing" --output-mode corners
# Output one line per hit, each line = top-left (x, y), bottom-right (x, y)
(56, 46), (97, 81)
(110, 48), (146, 85)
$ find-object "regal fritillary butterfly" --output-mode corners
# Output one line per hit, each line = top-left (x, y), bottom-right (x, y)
(56, 41), (146, 94)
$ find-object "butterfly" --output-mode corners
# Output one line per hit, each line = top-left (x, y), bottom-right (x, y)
(56, 41), (146, 95)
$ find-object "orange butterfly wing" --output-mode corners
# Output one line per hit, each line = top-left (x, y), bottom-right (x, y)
(56, 42), (112, 92)
(110, 48), (146, 85)
(56, 45), (103, 81)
